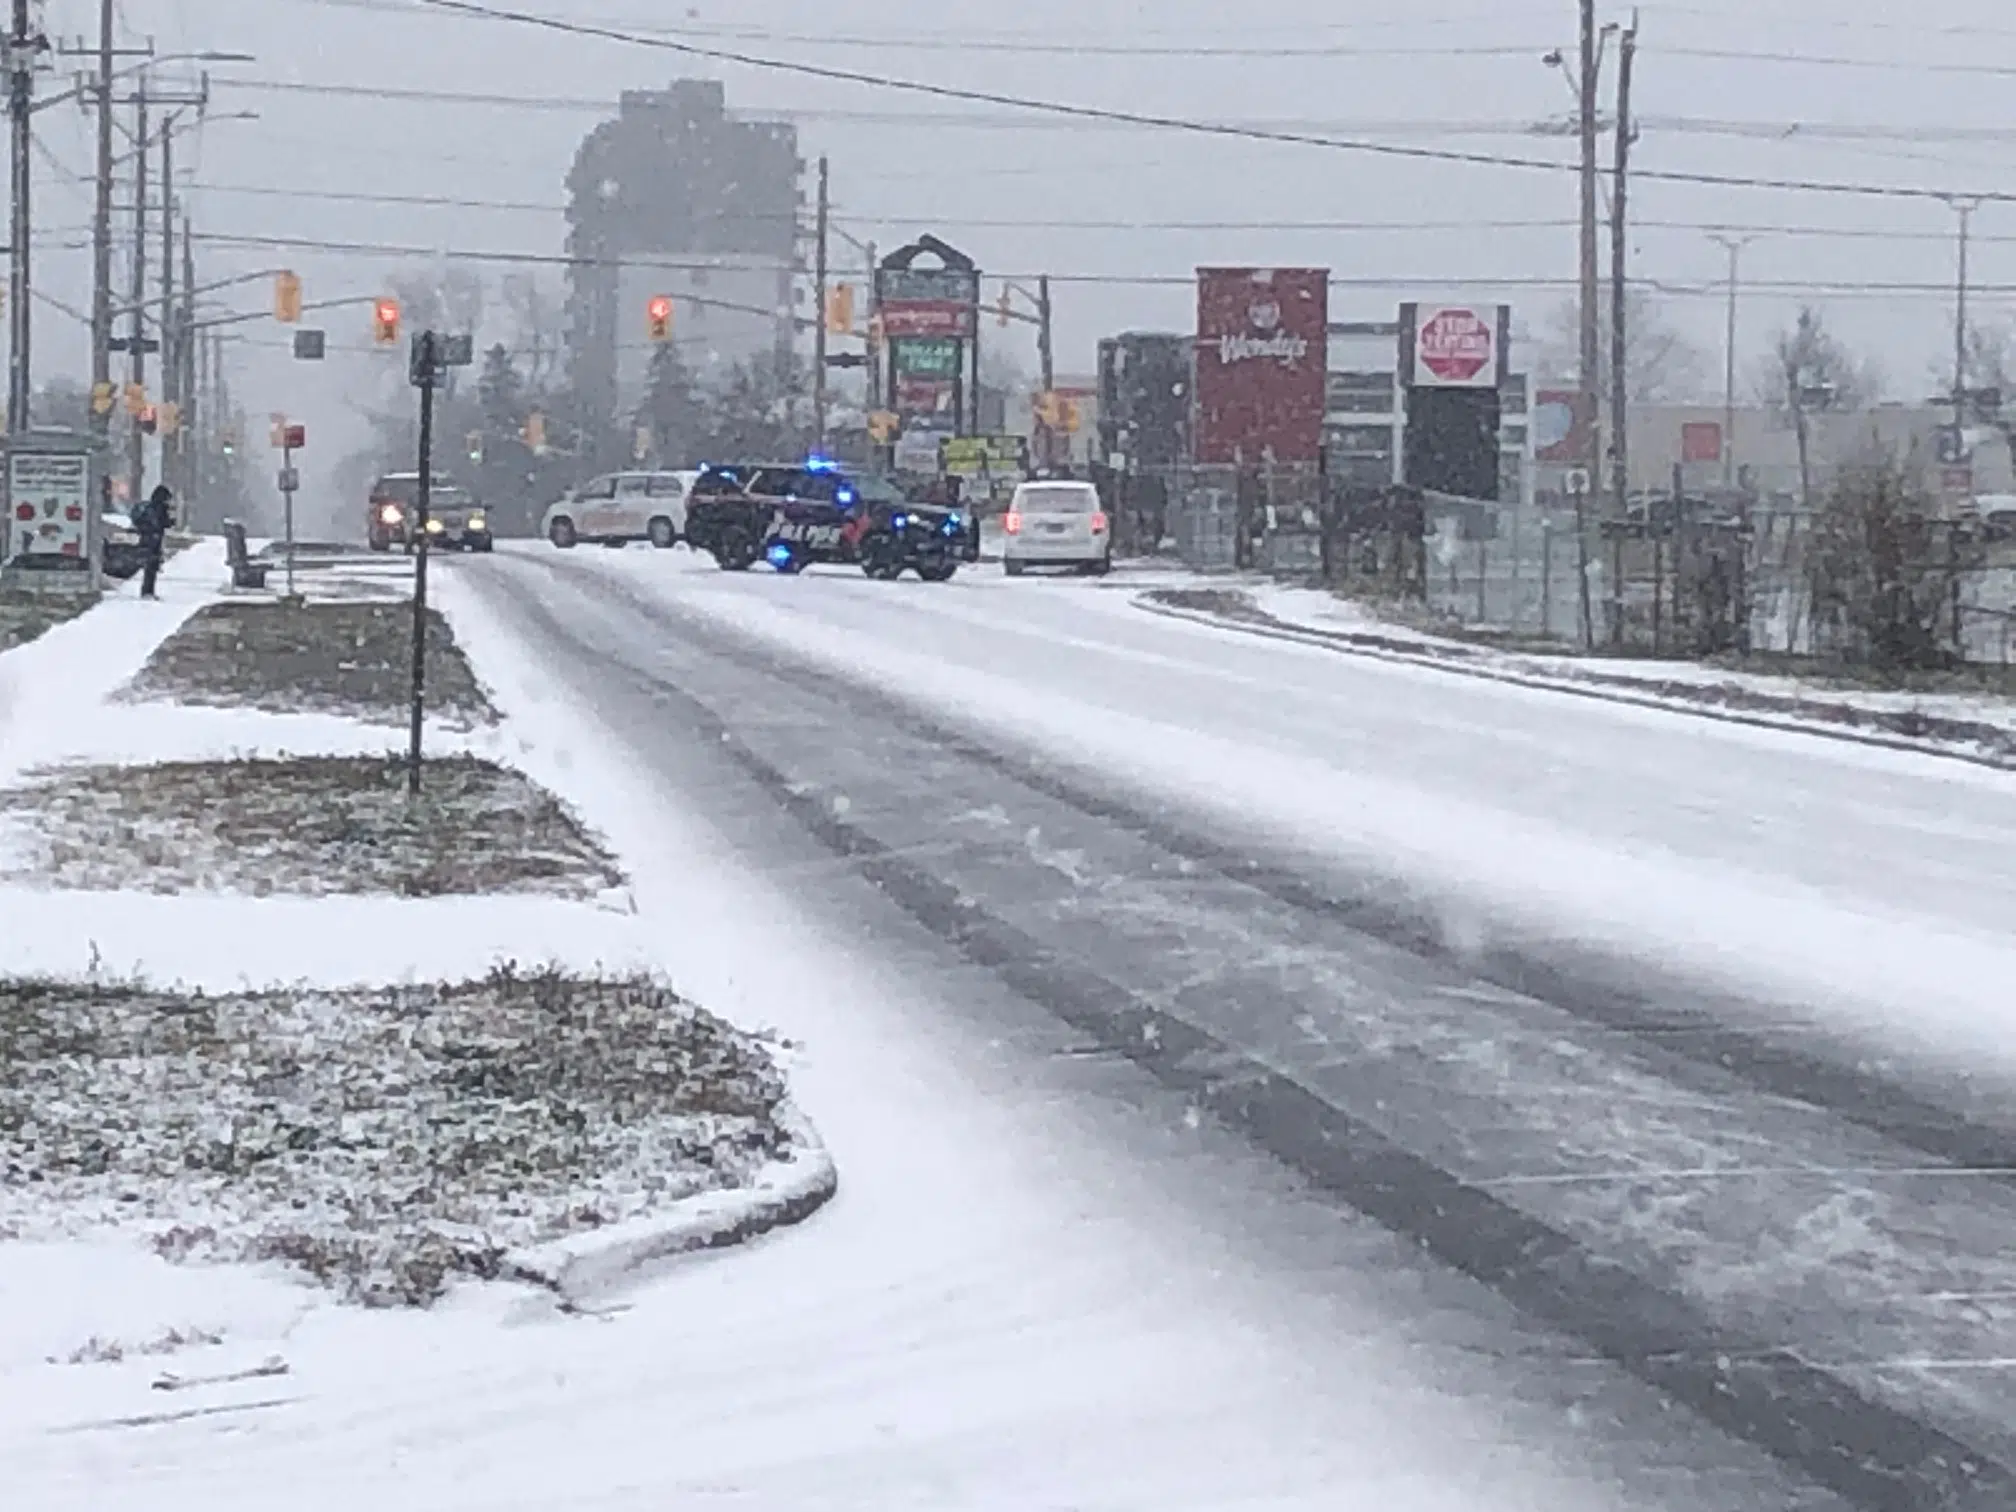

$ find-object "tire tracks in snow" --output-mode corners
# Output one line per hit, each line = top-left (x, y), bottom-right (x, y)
(479, 553), (2016, 1510)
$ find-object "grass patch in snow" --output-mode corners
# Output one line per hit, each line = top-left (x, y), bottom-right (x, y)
(0, 966), (793, 1307)
(121, 599), (496, 726)
(0, 591), (98, 653)
(0, 754), (623, 898)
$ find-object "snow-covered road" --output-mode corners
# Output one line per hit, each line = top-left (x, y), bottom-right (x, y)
(446, 543), (2016, 1509)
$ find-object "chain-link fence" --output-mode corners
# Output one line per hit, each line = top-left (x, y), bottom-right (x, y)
(1101, 465), (2016, 668)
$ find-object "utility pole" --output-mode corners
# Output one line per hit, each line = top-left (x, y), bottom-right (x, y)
(1609, 15), (1636, 526)
(178, 212), (194, 507)
(1941, 194), (1982, 414)
(812, 154), (828, 450)
(1036, 273), (1054, 468)
(6, 0), (47, 433)
(89, 0), (115, 438)
(1577, 0), (1600, 453)
(1709, 234), (1756, 489)
(160, 115), (176, 436)
(127, 86), (147, 498)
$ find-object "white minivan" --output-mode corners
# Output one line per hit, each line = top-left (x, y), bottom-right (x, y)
(543, 470), (698, 549)
(1001, 479), (1111, 576)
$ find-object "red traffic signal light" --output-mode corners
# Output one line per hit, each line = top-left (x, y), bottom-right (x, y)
(646, 294), (673, 342)
(373, 298), (401, 346)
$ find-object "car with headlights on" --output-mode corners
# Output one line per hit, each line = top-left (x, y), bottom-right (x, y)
(368, 474), (491, 553)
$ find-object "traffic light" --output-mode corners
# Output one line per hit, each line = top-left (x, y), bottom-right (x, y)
(997, 288), (1012, 328)
(274, 270), (302, 324)
(824, 283), (855, 336)
(466, 430), (484, 464)
(220, 426), (237, 456)
(373, 297), (401, 346)
(138, 405), (158, 435)
(522, 410), (546, 451)
(646, 294), (673, 342)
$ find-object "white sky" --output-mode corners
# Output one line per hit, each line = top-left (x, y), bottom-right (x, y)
(24, 0), (2016, 493)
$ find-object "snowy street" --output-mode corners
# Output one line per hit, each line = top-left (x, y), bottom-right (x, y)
(436, 544), (2016, 1509)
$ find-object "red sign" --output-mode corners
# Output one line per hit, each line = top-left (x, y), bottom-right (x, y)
(1410, 305), (1498, 388)
(879, 301), (975, 338)
(1680, 421), (1721, 464)
(1193, 267), (1328, 465)
(895, 376), (955, 417)
(283, 424), (307, 450)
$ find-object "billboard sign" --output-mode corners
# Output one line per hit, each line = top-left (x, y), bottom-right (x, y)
(1193, 267), (1328, 464)
(8, 449), (91, 562)
(1403, 304), (1508, 389)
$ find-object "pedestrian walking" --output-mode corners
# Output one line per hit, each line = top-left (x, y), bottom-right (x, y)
(136, 484), (174, 600)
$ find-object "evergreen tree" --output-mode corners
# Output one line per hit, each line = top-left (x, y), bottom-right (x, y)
(477, 343), (524, 445)
(637, 341), (707, 467)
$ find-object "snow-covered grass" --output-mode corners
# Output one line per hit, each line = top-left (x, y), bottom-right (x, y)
(1152, 581), (2016, 759)
(0, 753), (623, 898)
(120, 599), (496, 728)
(0, 591), (97, 654)
(0, 965), (792, 1307)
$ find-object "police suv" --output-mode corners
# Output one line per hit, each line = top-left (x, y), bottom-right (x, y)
(683, 458), (978, 580)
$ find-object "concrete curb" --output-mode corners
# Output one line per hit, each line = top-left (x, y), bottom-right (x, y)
(504, 1104), (837, 1303)
(1134, 593), (2016, 775)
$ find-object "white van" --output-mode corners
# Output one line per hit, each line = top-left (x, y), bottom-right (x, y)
(1001, 479), (1111, 576)
(543, 470), (698, 549)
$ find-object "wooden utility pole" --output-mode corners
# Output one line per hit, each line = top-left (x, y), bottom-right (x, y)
(6, 0), (47, 432)
(126, 86), (147, 498)
(89, 0), (114, 437)
(1036, 273), (1054, 467)
(1609, 16), (1636, 523)
(812, 154), (828, 449)
(1577, 0), (1600, 449)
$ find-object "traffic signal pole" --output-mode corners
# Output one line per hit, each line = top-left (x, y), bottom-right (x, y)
(89, 0), (113, 438)
(408, 331), (436, 798)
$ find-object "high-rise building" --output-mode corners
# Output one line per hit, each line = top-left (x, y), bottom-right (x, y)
(563, 80), (802, 443)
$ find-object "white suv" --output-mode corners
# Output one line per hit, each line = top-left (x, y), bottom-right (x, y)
(1001, 480), (1111, 576)
(543, 470), (697, 549)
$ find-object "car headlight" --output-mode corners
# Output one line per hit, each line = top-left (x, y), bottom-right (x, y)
(466, 512), (485, 530)
(379, 504), (402, 524)
(426, 518), (445, 533)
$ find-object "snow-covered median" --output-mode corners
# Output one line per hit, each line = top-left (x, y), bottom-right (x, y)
(0, 554), (833, 1310)
(0, 753), (623, 898)
(0, 966), (800, 1306)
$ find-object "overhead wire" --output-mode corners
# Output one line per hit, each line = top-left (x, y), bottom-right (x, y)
(394, 1), (2016, 205)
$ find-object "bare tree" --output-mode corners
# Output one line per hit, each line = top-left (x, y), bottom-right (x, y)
(1805, 446), (1965, 669)
(1535, 284), (1710, 403)
(1759, 305), (1883, 508)
(499, 273), (566, 390)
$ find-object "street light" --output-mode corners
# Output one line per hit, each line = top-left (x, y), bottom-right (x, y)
(1708, 232), (1759, 488)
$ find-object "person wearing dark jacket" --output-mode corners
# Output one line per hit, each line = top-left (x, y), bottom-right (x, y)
(135, 484), (173, 599)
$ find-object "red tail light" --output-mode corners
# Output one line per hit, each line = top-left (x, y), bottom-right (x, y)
(1090, 510), (1108, 533)
(1004, 510), (1022, 534)
(13, 503), (31, 521)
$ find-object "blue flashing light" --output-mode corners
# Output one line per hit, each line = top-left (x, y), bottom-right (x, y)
(765, 543), (795, 567)
(891, 512), (909, 530)
(804, 455), (839, 473)
(836, 486), (856, 505)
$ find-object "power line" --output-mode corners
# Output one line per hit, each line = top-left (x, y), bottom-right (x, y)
(407, 0), (2016, 205)
(175, 226), (2016, 302)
